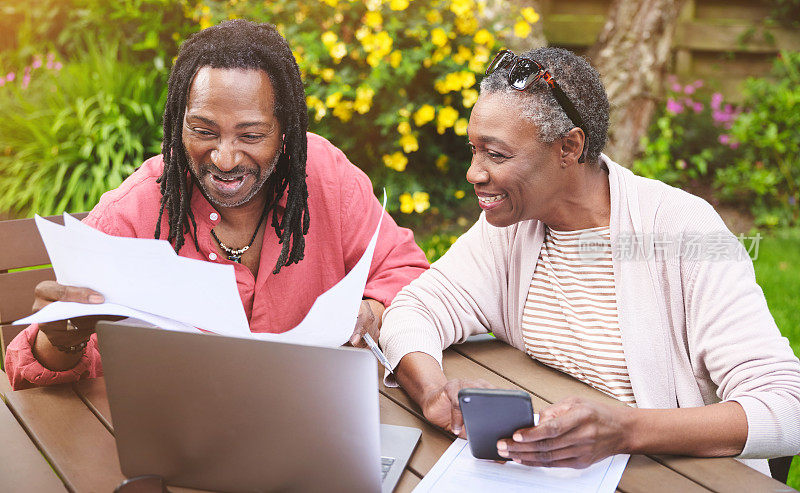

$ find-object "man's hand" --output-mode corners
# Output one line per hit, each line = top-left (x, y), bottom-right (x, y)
(31, 281), (122, 370)
(419, 378), (496, 437)
(348, 299), (385, 348)
(497, 396), (633, 468)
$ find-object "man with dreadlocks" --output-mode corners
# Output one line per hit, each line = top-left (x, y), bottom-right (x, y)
(5, 20), (429, 390)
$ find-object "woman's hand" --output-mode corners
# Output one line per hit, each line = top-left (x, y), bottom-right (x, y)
(348, 299), (384, 348)
(419, 378), (496, 437)
(497, 397), (633, 468)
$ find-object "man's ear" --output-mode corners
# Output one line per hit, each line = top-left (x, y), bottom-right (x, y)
(561, 127), (586, 165)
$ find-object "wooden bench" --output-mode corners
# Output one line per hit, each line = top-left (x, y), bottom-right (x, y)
(0, 213), (88, 370)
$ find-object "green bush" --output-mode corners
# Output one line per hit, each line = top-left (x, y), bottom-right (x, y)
(716, 51), (800, 228)
(0, 38), (167, 215)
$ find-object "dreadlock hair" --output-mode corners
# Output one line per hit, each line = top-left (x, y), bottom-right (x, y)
(155, 19), (310, 274)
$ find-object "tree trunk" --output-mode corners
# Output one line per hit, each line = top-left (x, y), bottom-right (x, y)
(588, 0), (683, 167)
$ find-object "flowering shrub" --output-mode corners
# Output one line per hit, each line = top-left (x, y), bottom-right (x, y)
(197, 0), (538, 219)
(633, 77), (740, 186)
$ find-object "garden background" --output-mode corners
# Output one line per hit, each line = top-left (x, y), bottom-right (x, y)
(1, 0), (798, 485)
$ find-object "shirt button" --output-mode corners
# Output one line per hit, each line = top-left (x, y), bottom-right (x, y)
(210, 212), (219, 221)
(209, 252), (218, 261)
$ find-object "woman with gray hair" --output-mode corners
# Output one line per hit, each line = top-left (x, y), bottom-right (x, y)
(379, 47), (800, 474)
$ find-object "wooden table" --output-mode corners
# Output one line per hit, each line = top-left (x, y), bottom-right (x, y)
(1, 339), (792, 493)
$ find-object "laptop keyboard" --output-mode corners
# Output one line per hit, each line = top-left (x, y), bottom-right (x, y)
(381, 456), (396, 481)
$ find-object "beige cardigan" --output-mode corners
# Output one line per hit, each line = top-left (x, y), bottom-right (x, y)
(381, 155), (800, 473)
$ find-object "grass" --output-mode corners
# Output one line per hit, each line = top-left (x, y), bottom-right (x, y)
(751, 228), (800, 488)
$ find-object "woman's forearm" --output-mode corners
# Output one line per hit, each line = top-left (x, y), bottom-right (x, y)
(627, 401), (748, 457)
(395, 351), (448, 406)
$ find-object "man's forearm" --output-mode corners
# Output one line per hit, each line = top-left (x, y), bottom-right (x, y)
(395, 352), (448, 406)
(628, 401), (748, 457)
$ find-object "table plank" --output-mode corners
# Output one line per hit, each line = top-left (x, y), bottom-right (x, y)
(394, 469), (421, 492)
(454, 340), (790, 493)
(0, 400), (65, 492)
(73, 378), (113, 432)
(5, 385), (125, 493)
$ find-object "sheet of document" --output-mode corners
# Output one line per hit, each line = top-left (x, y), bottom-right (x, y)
(249, 190), (386, 347)
(414, 438), (629, 493)
(16, 191), (388, 347)
(16, 213), (249, 337)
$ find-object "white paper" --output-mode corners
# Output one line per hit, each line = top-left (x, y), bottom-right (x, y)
(16, 191), (388, 347)
(249, 190), (386, 347)
(415, 437), (629, 493)
(17, 214), (250, 337)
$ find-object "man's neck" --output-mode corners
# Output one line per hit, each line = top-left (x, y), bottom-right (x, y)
(216, 192), (269, 231)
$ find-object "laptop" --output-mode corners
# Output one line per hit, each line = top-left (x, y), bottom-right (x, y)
(96, 321), (421, 493)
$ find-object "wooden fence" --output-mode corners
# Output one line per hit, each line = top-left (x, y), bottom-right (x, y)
(537, 0), (800, 99)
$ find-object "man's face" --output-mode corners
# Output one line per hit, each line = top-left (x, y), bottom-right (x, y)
(182, 67), (282, 209)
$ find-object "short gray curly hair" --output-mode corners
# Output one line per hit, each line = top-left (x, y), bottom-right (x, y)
(479, 47), (609, 163)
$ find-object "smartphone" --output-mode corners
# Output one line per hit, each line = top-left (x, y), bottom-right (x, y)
(458, 388), (535, 461)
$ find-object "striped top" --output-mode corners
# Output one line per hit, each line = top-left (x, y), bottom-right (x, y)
(521, 226), (636, 405)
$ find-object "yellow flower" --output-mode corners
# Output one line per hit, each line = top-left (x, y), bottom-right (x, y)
(460, 71), (476, 89)
(364, 11), (382, 27)
(437, 106), (459, 134)
(431, 28), (448, 48)
(436, 155), (449, 172)
(413, 104), (436, 126)
(399, 193), (415, 213)
(453, 46), (472, 65)
(461, 88), (479, 108)
(321, 31), (338, 47)
(454, 190), (466, 199)
(398, 107), (411, 118)
(521, 7), (540, 24)
(354, 86), (375, 114)
(383, 152), (408, 172)
(365, 0), (382, 10)
(514, 20), (531, 38)
(322, 0), (338, 6)
(426, 10), (442, 24)
(355, 25), (370, 41)
(201, 4), (210, 14)
(454, 117), (468, 136)
(399, 134), (419, 153)
(412, 192), (430, 213)
(325, 92), (343, 108)
(389, 50), (402, 68)
(449, 0), (473, 17)
(389, 0), (409, 10)
(397, 121), (411, 135)
(455, 14), (478, 35)
(199, 17), (212, 30)
(431, 45), (452, 64)
(320, 68), (335, 82)
(473, 29), (494, 46)
(332, 100), (354, 122)
(329, 42), (347, 63)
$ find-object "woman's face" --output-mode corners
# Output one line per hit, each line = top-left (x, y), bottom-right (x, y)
(466, 92), (564, 227)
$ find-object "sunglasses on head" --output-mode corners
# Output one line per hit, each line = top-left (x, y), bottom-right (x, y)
(486, 49), (587, 163)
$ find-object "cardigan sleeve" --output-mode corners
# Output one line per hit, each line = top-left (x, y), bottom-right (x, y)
(682, 205), (800, 458)
(380, 214), (509, 377)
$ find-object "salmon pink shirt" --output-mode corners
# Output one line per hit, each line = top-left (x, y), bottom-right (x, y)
(5, 133), (429, 390)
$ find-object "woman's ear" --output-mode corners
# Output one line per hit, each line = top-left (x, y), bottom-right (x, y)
(561, 127), (586, 165)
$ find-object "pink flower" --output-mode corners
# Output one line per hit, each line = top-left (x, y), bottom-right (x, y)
(54, 62), (63, 71)
(46, 61), (53, 69)
(666, 98), (684, 115)
(683, 85), (696, 95)
(718, 134), (731, 145)
(728, 141), (739, 150)
(692, 102), (704, 113)
(711, 93), (723, 111)
(671, 83), (682, 92)
(21, 73), (30, 89)
(47, 52), (55, 61)
(0, 78), (4, 87)
(32, 57), (42, 69)
(691, 79), (704, 89)
(6, 72), (15, 82)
